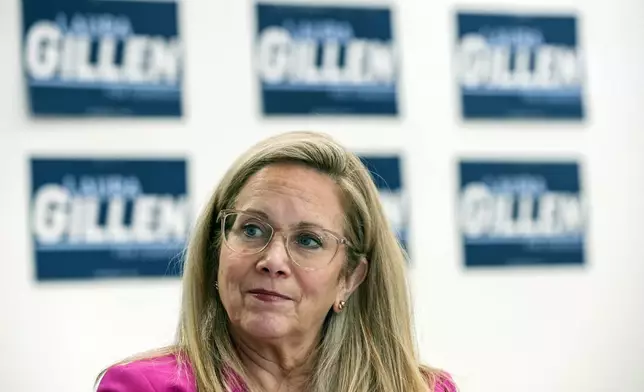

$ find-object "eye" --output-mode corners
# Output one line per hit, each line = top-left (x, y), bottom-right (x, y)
(295, 232), (323, 249)
(242, 223), (265, 238)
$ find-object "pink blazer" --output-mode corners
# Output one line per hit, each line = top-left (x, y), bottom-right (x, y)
(97, 353), (457, 392)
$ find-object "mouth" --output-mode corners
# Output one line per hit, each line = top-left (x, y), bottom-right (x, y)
(247, 289), (292, 302)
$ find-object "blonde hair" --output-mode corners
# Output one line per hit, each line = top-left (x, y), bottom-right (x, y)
(99, 131), (446, 392)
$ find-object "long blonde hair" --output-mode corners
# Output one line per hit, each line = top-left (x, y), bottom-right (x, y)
(99, 131), (445, 392)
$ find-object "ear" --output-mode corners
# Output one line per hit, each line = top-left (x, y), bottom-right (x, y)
(334, 257), (368, 312)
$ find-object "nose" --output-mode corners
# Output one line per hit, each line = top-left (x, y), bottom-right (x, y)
(255, 232), (292, 278)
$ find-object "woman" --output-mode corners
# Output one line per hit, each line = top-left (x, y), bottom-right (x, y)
(96, 131), (456, 392)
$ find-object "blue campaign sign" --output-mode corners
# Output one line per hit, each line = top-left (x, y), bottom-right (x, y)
(454, 11), (585, 120)
(458, 160), (587, 267)
(21, 0), (183, 117)
(359, 155), (408, 252)
(29, 158), (190, 281)
(255, 3), (399, 116)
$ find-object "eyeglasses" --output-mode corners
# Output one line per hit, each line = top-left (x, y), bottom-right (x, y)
(218, 209), (352, 271)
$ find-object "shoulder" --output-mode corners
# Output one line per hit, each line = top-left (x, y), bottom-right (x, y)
(96, 354), (196, 392)
(431, 371), (457, 392)
(420, 367), (457, 392)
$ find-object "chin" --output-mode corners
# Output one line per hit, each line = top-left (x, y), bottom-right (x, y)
(241, 314), (292, 339)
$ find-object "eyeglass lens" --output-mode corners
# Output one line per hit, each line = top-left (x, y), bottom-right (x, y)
(222, 211), (340, 269)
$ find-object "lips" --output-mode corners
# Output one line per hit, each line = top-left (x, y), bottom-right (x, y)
(248, 288), (292, 300)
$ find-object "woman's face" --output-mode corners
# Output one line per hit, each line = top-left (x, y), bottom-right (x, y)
(217, 163), (363, 343)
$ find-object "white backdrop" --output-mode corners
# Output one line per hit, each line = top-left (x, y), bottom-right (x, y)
(1, 0), (644, 391)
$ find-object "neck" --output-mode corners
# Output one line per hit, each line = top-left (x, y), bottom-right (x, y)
(231, 329), (319, 392)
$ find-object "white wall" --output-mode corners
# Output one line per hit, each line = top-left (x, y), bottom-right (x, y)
(1, 0), (643, 391)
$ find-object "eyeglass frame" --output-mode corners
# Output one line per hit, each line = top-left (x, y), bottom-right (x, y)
(217, 208), (358, 270)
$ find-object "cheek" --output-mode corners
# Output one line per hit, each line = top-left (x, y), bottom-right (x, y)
(219, 247), (248, 276)
(298, 255), (347, 302)
(218, 250), (252, 301)
(298, 270), (340, 306)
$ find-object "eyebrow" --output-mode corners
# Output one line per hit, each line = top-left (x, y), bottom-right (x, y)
(243, 208), (332, 231)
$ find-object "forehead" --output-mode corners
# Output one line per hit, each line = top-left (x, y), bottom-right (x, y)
(234, 163), (345, 230)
